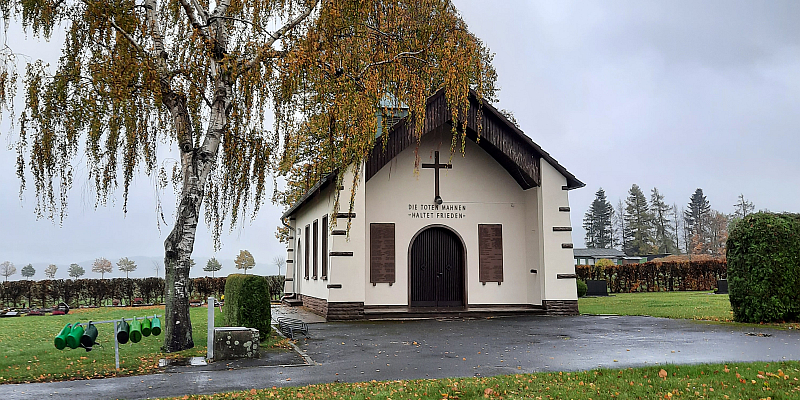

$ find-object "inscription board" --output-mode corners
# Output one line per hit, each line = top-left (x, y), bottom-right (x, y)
(370, 223), (395, 283)
(478, 224), (503, 283)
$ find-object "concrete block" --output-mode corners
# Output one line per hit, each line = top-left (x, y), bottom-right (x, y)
(212, 327), (260, 361)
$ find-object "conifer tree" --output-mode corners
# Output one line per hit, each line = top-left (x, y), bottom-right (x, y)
(583, 188), (614, 248)
(623, 184), (654, 256)
(650, 187), (676, 254)
(614, 199), (626, 250)
(685, 188), (712, 254)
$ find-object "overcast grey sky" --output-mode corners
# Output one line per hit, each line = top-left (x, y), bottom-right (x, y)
(1, 1), (799, 277)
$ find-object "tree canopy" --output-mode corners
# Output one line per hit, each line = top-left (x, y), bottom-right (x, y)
(117, 257), (137, 278)
(20, 263), (35, 279)
(45, 264), (58, 279)
(92, 257), (113, 279)
(68, 263), (85, 279)
(204, 257), (222, 277)
(0, 0), (495, 352)
(234, 250), (255, 274)
(0, 261), (15, 282)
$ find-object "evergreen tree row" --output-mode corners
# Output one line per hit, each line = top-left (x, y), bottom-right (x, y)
(583, 187), (756, 257)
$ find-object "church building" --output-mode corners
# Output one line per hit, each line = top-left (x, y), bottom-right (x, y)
(281, 90), (584, 320)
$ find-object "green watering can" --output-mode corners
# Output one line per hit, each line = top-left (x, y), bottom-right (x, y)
(141, 317), (152, 337)
(66, 322), (84, 349)
(117, 320), (130, 344)
(150, 317), (161, 336)
(129, 319), (143, 343)
(80, 323), (98, 351)
(54, 323), (72, 350)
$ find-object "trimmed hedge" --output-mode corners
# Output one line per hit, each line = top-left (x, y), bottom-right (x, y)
(576, 280), (588, 297)
(727, 212), (800, 323)
(576, 259), (726, 293)
(223, 274), (271, 339)
(0, 277), (232, 308)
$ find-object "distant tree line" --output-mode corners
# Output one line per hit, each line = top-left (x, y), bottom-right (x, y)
(0, 276), (286, 309)
(584, 186), (756, 257)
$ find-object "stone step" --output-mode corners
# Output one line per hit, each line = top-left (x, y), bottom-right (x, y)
(362, 306), (546, 320)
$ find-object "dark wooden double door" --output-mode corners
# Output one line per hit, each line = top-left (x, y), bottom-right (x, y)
(410, 227), (465, 308)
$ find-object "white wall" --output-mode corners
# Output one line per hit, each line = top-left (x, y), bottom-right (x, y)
(291, 184), (334, 302)
(538, 160), (578, 301)
(327, 166), (367, 303)
(365, 129), (535, 306)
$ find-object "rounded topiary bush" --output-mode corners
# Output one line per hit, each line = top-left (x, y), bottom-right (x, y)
(223, 274), (271, 339)
(727, 212), (800, 323)
(576, 280), (588, 298)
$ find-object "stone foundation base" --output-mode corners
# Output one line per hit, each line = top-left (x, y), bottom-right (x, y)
(299, 294), (365, 321)
(296, 294), (577, 319)
(542, 300), (579, 315)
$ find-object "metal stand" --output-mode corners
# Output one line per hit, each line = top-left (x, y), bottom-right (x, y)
(79, 315), (162, 370)
(207, 297), (215, 361)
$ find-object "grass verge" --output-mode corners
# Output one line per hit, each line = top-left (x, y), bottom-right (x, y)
(578, 291), (734, 321)
(166, 361), (800, 399)
(0, 305), (284, 384)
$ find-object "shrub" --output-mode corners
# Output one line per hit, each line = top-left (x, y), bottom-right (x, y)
(223, 274), (271, 339)
(576, 280), (588, 297)
(727, 212), (800, 323)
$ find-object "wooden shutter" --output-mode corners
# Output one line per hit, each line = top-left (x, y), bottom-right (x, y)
(478, 224), (503, 283)
(322, 215), (328, 279)
(370, 223), (395, 283)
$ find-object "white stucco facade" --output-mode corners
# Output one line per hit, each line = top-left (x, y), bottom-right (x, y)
(283, 128), (581, 319)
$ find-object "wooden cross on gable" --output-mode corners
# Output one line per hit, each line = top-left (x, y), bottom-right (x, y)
(421, 151), (452, 205)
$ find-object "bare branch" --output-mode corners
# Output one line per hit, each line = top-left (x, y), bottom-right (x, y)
(240, 0), (320, 75)
(107, 19), (148, 56)
(177, 0), (210, 40)
(358, 50), (428, 78)
(207, 15), (255, 26)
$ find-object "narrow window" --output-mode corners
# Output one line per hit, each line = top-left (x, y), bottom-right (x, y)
(322, 215), (328, 279)
(304, 225), (310, 279)
(313, 219), (319, 279)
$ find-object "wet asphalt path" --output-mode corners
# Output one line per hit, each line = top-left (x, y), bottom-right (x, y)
(2, 315), (799, 399)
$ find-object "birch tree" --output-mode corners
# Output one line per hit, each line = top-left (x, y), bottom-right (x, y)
(0, 0), (495, 351)
(92, 258), (113, 279)
(45, 264), (58, 279)
(117, 257), (138, 278)
(1, 261), (16, 282)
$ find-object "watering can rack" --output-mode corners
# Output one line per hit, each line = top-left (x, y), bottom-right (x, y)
(53, 315), (162, 370)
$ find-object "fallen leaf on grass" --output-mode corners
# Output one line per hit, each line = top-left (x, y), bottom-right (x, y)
(658, 369), (668, 379)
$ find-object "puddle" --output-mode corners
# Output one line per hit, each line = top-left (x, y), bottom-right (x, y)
(158, 356), (208, 367)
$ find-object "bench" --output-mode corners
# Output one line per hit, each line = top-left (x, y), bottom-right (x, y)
(276, 317), (308, 339)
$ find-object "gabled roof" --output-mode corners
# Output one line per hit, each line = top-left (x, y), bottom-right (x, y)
(366, 89), (584, 190)
(282, 89), (584, 219)
(573, 248), (627, 258)
(281, 172), (338, 220)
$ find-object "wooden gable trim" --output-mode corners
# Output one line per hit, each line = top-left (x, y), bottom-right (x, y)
(365, 89), (584, 191)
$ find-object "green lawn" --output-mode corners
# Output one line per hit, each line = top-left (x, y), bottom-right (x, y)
(167, 361), (800, 400)
(0, 305), (246, 383)
(579, 291), (734, 321)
